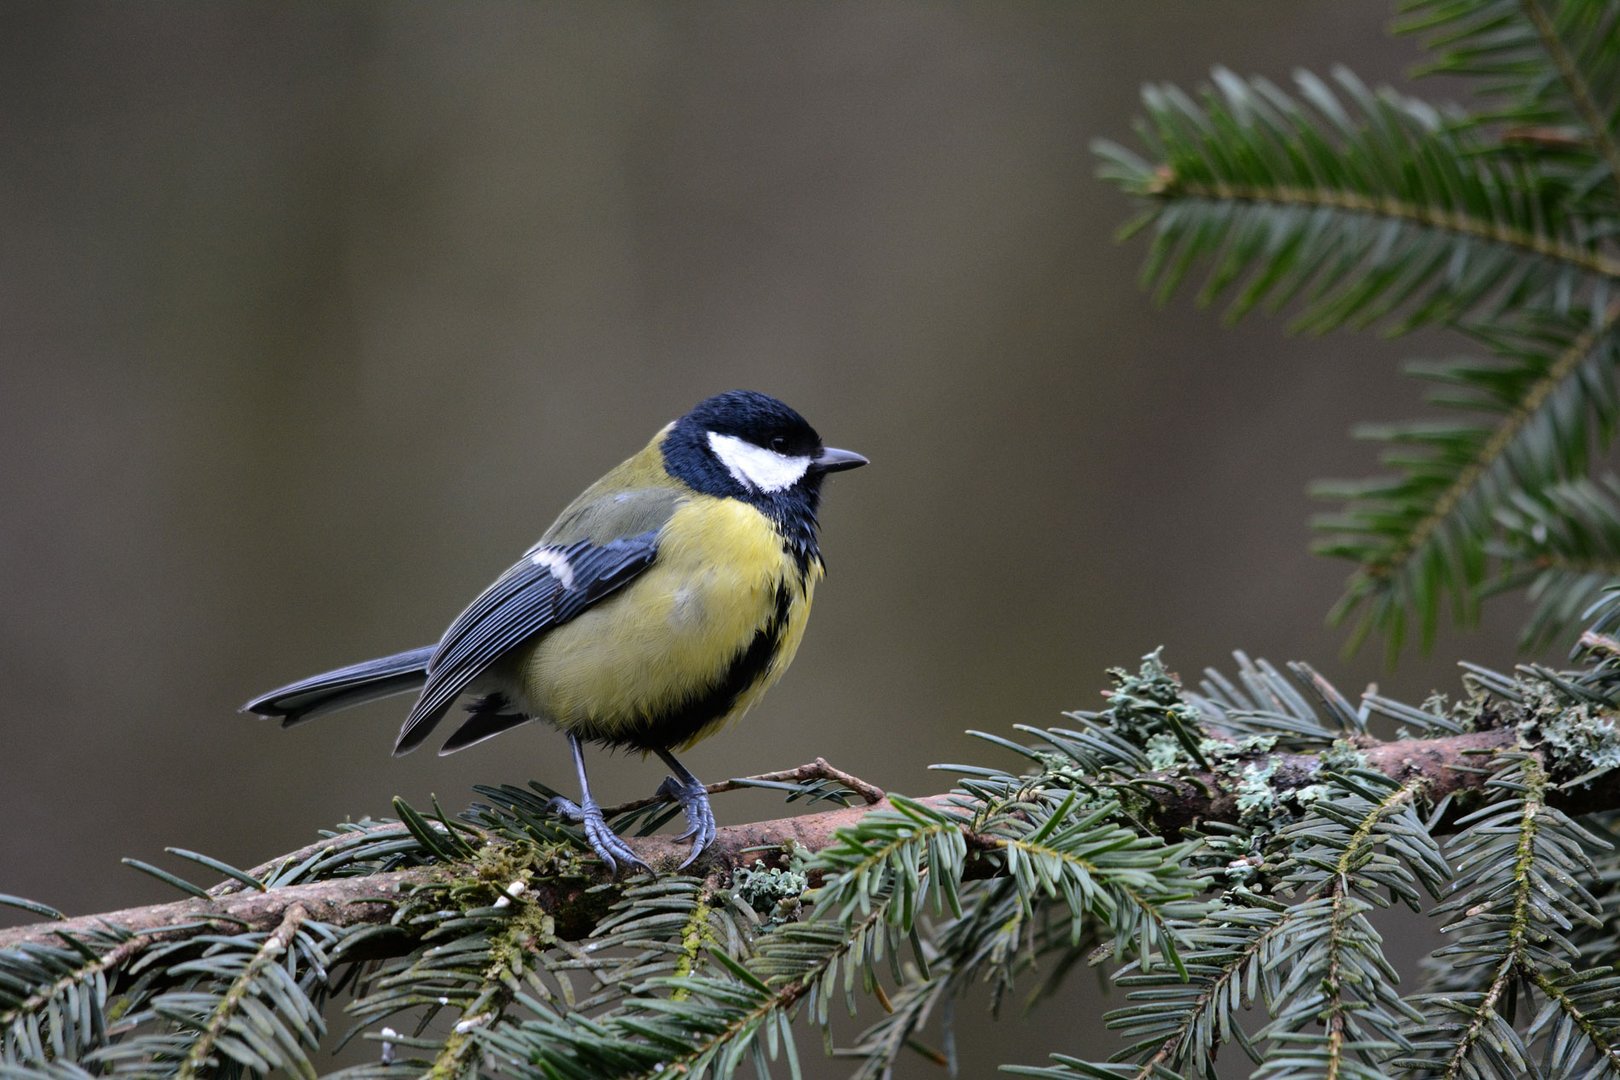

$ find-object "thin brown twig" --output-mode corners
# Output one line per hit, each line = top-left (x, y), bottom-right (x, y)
(598, 756), (887, 818)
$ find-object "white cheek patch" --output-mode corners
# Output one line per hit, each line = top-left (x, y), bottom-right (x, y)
(706, 432), (812, 492)
(528, 547), (576, 590)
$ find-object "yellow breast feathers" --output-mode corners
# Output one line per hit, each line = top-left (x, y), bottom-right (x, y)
(518, 496), (821, 749)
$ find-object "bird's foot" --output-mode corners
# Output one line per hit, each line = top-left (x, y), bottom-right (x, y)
(547, 796), (651, 877)
(656, 775), (717, 869)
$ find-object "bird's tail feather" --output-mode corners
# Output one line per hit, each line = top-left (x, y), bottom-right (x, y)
(242, 646), (434, 727)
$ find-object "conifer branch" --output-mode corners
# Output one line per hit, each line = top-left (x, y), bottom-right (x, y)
(1439, 770), (1540, 1077)
(1151, 180), (1620, 282)
(1530, 967), (1620, 1070)
(7, 726), (1618, 957)
(177, 903), (308, 1080)
(1321, 781), (1423, 1078)
(1129, 911), (1293, 1079)
(12, 648), (1620, 1076)
(0, 928), (152, 1033)
(1100, 28), (1620, 657)
(0, 799), (945, 954)
(429, 915), (530, 1080)
(1354, 297), (1620, 586)
(1519, 0), (1620, 194)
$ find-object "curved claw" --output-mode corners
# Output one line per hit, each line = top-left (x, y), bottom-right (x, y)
(656, 775), (717, 869)
(547, 796), (650, 877)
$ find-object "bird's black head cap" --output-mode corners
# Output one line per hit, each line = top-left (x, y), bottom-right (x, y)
(663, 390), (850, 567)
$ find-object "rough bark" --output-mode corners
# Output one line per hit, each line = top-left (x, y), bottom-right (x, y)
(0, 793), (935, 952)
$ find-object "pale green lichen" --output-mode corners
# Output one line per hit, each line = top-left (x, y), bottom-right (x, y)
(1420, 690), (1453, 726)
(731, 860), (808, 925)
(1222, 853), (1264, 883)
(1199, 734), (1277, 762)
(1277, 739), (1371, 809)
(1290, 783), (1333, 807)
(1318, 738), (1369, 775)
(1146, 732), (1184, 771)
(1101, 648), (1205, 745)
(1221, 738), (1362, 834)
(1234, 759), (1279, 825)
(1520, 679), (1620, 782)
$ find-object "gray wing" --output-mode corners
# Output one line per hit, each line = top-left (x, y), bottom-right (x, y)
(392, 531), (658, 754)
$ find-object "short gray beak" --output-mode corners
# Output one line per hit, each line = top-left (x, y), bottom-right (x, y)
(812, 446), (868, 474)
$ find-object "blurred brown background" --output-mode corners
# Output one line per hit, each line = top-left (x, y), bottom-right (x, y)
(2, 3), (1527, 1075)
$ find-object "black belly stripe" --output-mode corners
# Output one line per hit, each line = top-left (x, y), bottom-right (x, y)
(608, 583), (794, 752)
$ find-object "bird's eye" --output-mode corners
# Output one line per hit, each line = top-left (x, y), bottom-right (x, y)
(769, 436), (789, 454)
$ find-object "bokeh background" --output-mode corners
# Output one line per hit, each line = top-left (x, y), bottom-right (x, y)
(2, 3), (1530, 1075)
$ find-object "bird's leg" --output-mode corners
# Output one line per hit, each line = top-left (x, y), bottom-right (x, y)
(547, 733), (650, 876)
(653, 748), (717, 869)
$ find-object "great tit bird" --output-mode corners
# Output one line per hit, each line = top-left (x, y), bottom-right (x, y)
(244, 390), (865, 873)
